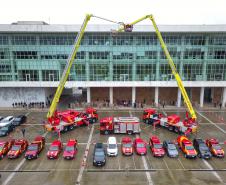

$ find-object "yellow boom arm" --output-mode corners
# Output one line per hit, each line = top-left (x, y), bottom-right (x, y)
(119, 15), (197, 120)
(47, 14), (92, 118)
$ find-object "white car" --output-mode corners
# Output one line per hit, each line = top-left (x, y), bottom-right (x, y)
(0, 116), (14, 128)
(107, 137), (118, 156)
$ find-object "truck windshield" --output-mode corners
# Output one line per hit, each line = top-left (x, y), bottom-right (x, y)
(11, 145), (21, 151)
(28, 145), (38, 151)
(154, 144), (163, 149)
(65, 146), (75, 151)
(168, 144), (176, 150)
(123, 143), (132, 148)
(49, 146), (59, 151)
(95, 151), (104, 157)
(108, 144), (116, 149)
(137, 143), (145, 148)
(213, 145), (222, 150)
(185, 145), (194, 150)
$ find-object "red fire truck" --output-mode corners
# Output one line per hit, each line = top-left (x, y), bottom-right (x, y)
(143, 109), (197, 135)
(100, 117), (141, 135)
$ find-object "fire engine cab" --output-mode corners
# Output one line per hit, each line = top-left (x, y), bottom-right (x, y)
(100, 117), (140, 135)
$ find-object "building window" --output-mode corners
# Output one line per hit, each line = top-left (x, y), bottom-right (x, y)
(113, 64), (132, 81)
(160, 48), (181, 59)
(89, 52), (109, 60)
(0, 36), (9, 45)
(209, 36), (226, 45)
(40, 35), (76, 45)
(113, 52), (133, 60)
(135, 35), (157, 45)
(13, 51), (38, 59)
(183, 64), (202, 81)
(88, 35), (110, 45)
(162, 35), (181, 45)
(70, 64), (86, 81)
(136, 64), (156, 80)
(42, 70), (59, 81)
(12, 35), (36, 45)
(0, 75), (12, 81)
(208, 48), (226, 59)
(207, 64), (225, 81)
(0, 64), (11, 73)
(18, 70), (39, 81)
(184, 49), (204, 59)
(113, 35), (133, 45)
(90, 64), (109, 81)
(184, 35), (205, 45)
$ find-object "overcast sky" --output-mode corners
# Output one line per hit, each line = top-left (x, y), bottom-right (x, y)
(0, 0), (225, 25)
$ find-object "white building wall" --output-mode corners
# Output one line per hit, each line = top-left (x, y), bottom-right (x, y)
(0, 87), (46, 107)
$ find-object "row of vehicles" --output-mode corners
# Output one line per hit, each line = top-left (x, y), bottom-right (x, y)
(0, 137), (77, 160)
(93, 135), (225, 167)
(0, 115), (27, 137)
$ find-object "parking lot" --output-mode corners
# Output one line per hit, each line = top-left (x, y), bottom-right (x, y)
(0, 108), (226, 185)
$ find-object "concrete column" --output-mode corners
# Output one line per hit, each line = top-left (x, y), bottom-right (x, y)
(109, 87), (113, 105)
(87, 87), (91, 103)
(222, 87), (226, 108)
(132, 87), (136, 104)
(132, 61), (136, 81)
(200, 87), (205, 107)
(155, 87), (159, 105)
(177, 88), (181, 107)
(39, 70), (43, 81)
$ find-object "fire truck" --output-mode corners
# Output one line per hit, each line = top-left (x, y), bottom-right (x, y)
(143, 109), (197, 135)
(100, 117), (141, 135)
(45, 107), (98, 132)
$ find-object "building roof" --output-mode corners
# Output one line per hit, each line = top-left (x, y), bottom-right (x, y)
(0, 23), (226, 33)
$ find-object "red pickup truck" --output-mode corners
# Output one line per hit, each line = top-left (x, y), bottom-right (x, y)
(25, 136), (45, 160)
(7, 139), (28, 159)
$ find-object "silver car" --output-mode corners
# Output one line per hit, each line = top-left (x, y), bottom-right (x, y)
(0, 116), (14, 128)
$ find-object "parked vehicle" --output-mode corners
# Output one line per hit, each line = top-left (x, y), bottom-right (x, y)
(193, 138), (212, 159)
(63, 139), (78, 160)
(47, 140), (62, 159)
(143, 109), (197, 135)
(93, 143), (106, 166)
(134, 138), (147, 155)
(7, 139), (28, 159)
(0, 124), (14, 137)
(0, 116), (4, 121)
(121, 137), (133, 156)
(163, 140), (179, 158)
(0, 116), (14, 128)
(100, 117), (140, 135)
(206, 138), (224, 158)
(177, 136), (197, 158)
(45, 107), (98, 133)
(12, 115), (27, 126)
(0, 139), (15, 159)
(149, 136), (165, 157)
(107, 137), (118, 156)
(25, 136), (45, 160)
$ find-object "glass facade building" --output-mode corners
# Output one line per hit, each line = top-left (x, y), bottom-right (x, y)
(0, 22), (226, 107)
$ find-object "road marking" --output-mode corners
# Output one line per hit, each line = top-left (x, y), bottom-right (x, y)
(2, 131), (48, 185)
(76, 125), (94, 185)
(117, 155), (121, 170)
(202, 159), (223, 183)
(136, 135), (153, 185)
(163, 158), (177, 184)
(196, 111), (226, 134)
(163, 159), (169, 170)
(177, 158), (185, 169)
(132, 154), (137, 169)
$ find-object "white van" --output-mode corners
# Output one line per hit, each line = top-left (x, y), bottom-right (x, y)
(107, 137), (118, 156)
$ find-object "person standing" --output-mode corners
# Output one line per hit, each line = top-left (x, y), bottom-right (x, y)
(21, 128), (26, 137)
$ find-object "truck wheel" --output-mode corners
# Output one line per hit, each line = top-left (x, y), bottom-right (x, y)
(174, 127), (179, 133)
(64, 126), (68, 132)
(92, 118), (96, 123)
(168, 126), (173, 131)
(69, 125), (74, 130)
(184, 154), (187, 158)
(145, 119), (149, 124)
(127, 131), (133, 135)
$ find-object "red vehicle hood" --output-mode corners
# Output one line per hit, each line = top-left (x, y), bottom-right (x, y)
(215, 149), (224, 154)
(63, 151), (75, 157)
(136, 147), (146, 153)
(8, 150), (19, 156)
(25, 150), (37, 156)
(123, 147), (133, 153)
(47, 151), (59, 156)
(187, 149), (196, 155)
(153, 148), (165, 154)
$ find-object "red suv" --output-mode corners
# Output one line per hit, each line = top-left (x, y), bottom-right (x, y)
(63, 139), (78, 160)
(134, 138), (147, 155)
(149, 136), (165, 157)
(47, 140), (62, 159)
(7, 139), (28, 159)
(121, 137), (133, 156)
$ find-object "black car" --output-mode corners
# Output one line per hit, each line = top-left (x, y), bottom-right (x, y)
(163, 140), (179, 158)
(12, 115), (27, 126)
(193, 138), (212, 159)
(0, 124), (14, 137)
(93, 143), (106, 166)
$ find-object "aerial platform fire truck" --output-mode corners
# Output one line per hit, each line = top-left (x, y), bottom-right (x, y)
(45, 107), (98, 132)
(143, 109), (197, 135)
(100, 117), (141, 135)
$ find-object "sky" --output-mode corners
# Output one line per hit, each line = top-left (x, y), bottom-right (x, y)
(0, 0), (226, 25)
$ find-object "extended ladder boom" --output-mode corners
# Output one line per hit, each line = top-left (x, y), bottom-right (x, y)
(47, 14), (92, 118)
(118, 15), (197, 120)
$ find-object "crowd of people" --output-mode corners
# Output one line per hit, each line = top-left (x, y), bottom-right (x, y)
(12, 102), (46, 109)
